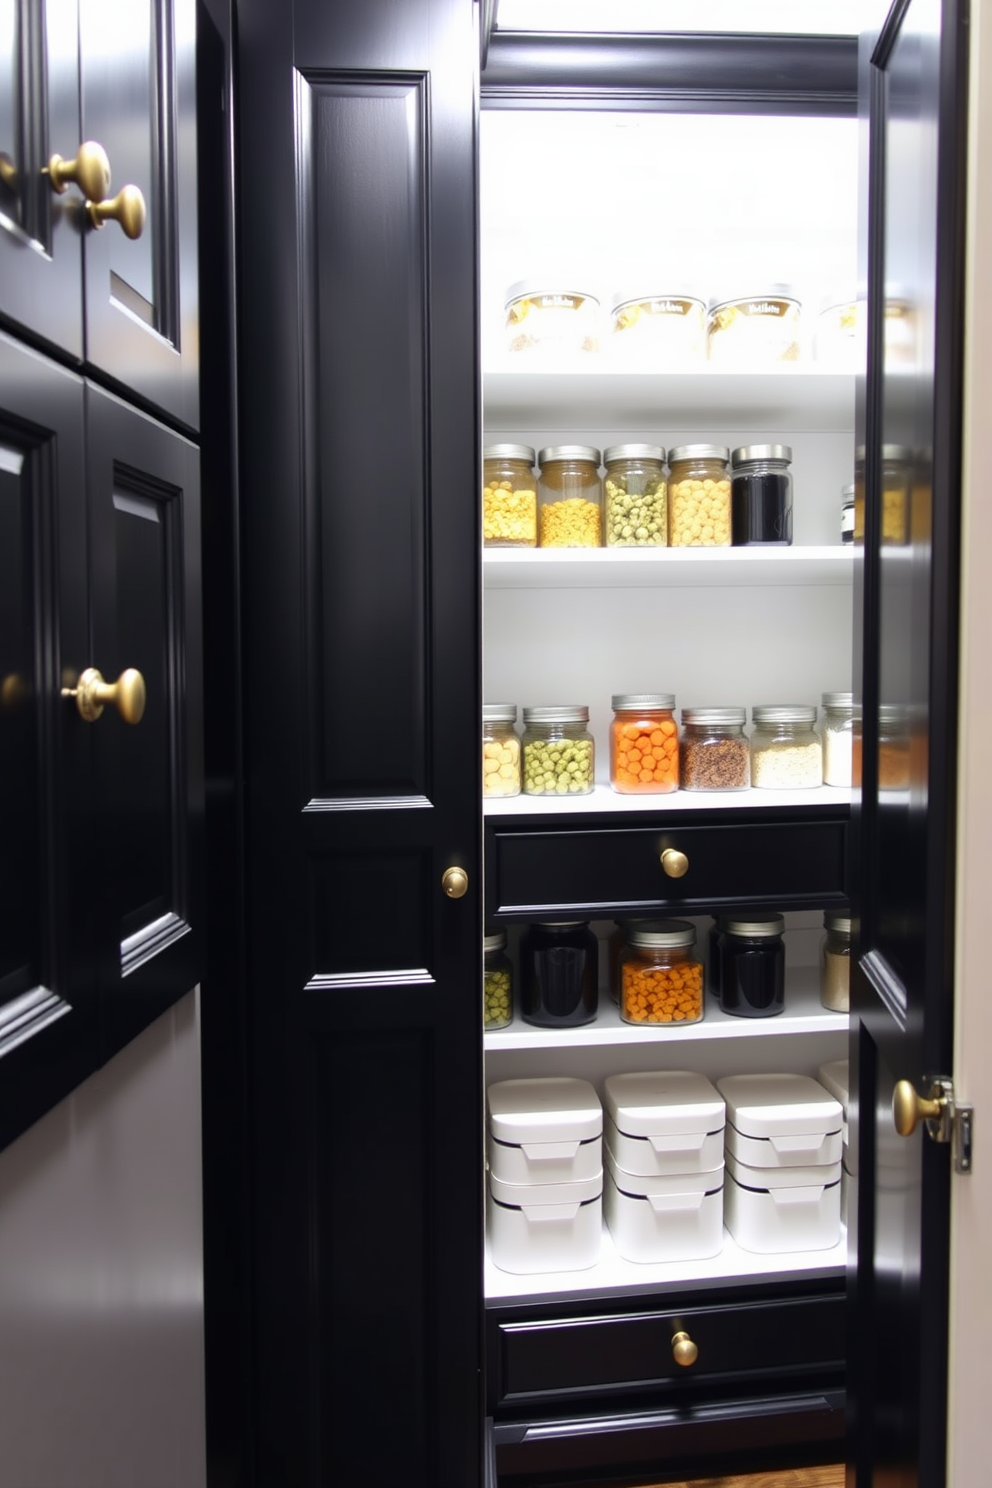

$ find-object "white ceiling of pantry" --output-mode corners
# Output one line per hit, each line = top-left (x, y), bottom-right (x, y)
(495, 1), (888, 34)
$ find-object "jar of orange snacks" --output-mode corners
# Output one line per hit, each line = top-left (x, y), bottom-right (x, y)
(610, 694), (679, 793)
(619, 920), (704, 1027)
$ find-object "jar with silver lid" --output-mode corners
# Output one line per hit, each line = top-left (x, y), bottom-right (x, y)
(718, 914), (786, 1018)
(680, 706), (750, 791)
(504, 281), (600, 356)
(610, 693), (678, 793)
(707, 284), (801, 364)
(609, 287), (706, 363)
(483, 703), (521, 798)
(668, 445), (731, 547)
(484, 930), (513, 1029)
(603, 445), (667, 547)
(731, 444), (793, 546)
(820, 912), (852, 1011)
(537, 445), (602, 548)
(821, 692), (860, 788)
(750, 705), (822, 789)
(619, 919), (703, 1027)
(483, 444), (537, 548)
(522, 705), (595, 796)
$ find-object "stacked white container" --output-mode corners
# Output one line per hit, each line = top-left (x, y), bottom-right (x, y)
(487, 1077), (603, 1274)
(718, 1073), (844, 1254)
(603, 1071), (726, 1263)
(818, 1058), (852, 1225)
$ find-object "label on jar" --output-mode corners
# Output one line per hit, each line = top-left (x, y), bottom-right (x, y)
(708, 297), (801, 362)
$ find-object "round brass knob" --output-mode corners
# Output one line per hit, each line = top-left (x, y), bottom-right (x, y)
(672, 1331), (698, 1368)
(62, 667), (146, 725)
(46, 141), (112, 202)
(441, 866), (469, 899)
(893, 1079), (944, 1138)
(660, 848), (689, 879)
(88, 184), (147, 240)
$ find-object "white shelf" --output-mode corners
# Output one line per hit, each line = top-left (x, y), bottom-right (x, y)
(483, 365), (856, 432)
(483, 545), (854, 589)
(485, 1221), (847, 1303)
(484, 783), (853, 818)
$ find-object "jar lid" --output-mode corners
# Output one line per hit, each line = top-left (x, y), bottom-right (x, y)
(821, 691), (854, 709)
(535, 919), (589, 929)
(484, 931), (507, 951)
(523, 705), (590, 724)
(681, 706), (746, 725)
(841, 484), (855, 500)
(668, 444), (730, 464)
(627, 918), (696, 949)
(483, 444), (535, 464)
(722, 914), (785, 938)
(505, 280), (598, 307)
(603, 444), (665, 465)
(824, 911), (852, 933)
(731, 444), (793, 466)
(878, 703), (908, 724)
(854, 444), (912, 461)
(538, 444), (601, 466)
(611, 287), (705, 313)
(752, 704), (818, 725)
(708, 284), (799, 311)
(483, 702), (518, 723)
(611, 693), (676, 711)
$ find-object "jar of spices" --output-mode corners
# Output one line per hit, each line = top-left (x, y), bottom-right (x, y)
(619, 920), (703, 1027)
(484, 931), (513, 1029)
(668, 445), (731, 547)
(610, 693), (678, 793)
(750, 705), (822, 790)
(878, 704), (911, 790)
(820, 912), (852, 1011)
(537, 446), (603, 548)
(841, 484), (855, 545)
(483, 703), (521, 798)
(483, 445), (537, 548)
(718, 914), (786, 1018)
(520, 921), (598, 1027)
(603, 445), (668, 547)
(680, 707), (750, 792)
(609, 287), (706, 363)
(522, 705), (595, 796)
(731, 444), (793, 546)
(821, 692), (860, 788)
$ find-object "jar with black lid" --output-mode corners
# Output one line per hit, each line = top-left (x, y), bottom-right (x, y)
(731, 444), (793, 546)
(520, 921), (598, 1028)
(718, 914), (786, 1017)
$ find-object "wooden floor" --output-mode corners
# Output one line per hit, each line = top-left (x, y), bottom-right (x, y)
(628, 1468), (844, 1488)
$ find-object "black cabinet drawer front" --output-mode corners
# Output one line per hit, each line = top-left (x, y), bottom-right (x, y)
(494, 1294), (845, 1407)
(488, 820), (848, 918)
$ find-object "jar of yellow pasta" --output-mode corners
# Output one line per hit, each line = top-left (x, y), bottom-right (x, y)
(483, 703), (521, 798)
(668, 445), (731, 547)
(537, 446), (602, 548)
(483, 445), (537, 547)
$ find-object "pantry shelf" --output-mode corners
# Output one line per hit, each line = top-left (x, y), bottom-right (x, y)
(484, 783), (854, 817)
(482, 545), (854, 589)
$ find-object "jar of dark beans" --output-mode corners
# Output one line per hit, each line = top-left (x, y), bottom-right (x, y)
(718, 914), (786, 1017)
(680, 707), (751, 791)
(731, 444), (793, 545)
(520, 921), (599, 1027)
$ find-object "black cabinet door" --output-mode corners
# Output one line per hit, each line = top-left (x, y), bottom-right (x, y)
(237, 1), (482, 1483)
(851, 3), (968, 1484)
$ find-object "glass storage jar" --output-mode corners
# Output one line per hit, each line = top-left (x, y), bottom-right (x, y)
(707, 285), (802, 364)
(608, 917), (654, 1004)
(537, 446), (603, 548)
(619, 920), (703, 1027)
(609, 693), (678, 793)
(483, 445), (537, 548)
(815, 288), (863, 370)
(820, 912), (852, 1011)
(484, 930), (513, 1029)
(731, 444), (793, 546)
(841, 483), (855, 545)
(608, 287), (706, 363)
(881, 445), (910, 545)
(603, 445), (668, 547)
(878, 703), (911, 790)
(750, 705), (822, 789)
(521, 705), (595, 796)
(483, 703), (521, 798)
(680, 706), (750, 791)
(504, 281), (600, 356)
(718, 914), (786, 1018)
(520, 921), (598, 1027)
(668, 445), (731, 547)
(821, 692), (860, 787)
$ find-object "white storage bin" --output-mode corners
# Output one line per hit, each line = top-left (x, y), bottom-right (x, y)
(604, 1158), (724, 1263)
(818, 1058), (853, 1224)
(488, 1171), (602, 1274)
(603, 1071), (725, 1177)
(724, 1152), (842, 1253)
(487, 1077), (602, 1187)
(719, 1073), (843, 1168)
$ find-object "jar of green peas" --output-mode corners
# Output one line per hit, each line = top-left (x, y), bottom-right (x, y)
(521, 706), (595, 796)
(484, 931), (513, 1030)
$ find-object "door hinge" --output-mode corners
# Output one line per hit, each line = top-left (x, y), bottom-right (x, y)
(922, 1075), (974, 1175)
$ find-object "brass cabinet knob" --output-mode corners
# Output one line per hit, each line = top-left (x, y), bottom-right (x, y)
(88, 183), (147, 240)
(441, 866), (469, 899)
(62, 667), (146, 725)
(46, 141), (112, 202)
(671, 1331), (698, 1367)
(660, 848), (689, 878)
(893, 1079), (945, 1138)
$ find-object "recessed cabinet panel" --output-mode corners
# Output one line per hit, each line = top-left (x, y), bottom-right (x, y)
(307, 848), (433, 981)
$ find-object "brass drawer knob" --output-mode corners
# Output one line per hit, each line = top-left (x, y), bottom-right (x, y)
(893, 1079), (945, 1137)
(88, 183), (147, 240)
(660, 848), (688, 878)
(672, 1330), (698, 1367)
(46, 141), (111, 202)
(441, 866), (469, 899)
(62, 667), (146, 724)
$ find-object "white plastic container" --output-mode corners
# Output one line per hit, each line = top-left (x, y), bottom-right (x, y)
(719, 1073), (843, 1168)
(488, 1172), (602, 1274)
(818, 1057), (853, 1223)
(603, 1071), (725, 1177)
(724, 1151), (842, 1253)
(604, 1159), (724, 1263)
(487, 1077), (602, 1186)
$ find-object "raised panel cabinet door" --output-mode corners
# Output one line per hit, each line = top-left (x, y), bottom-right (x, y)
(0, 330), (95, 1148)
(79, 0), (198, 430)
(0, 0), (84, 358)
(84, 380), (202, 1061)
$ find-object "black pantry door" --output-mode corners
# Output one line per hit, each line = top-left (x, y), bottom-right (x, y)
(236, 0), (482, 1484)
(850, 1), (968, 1484)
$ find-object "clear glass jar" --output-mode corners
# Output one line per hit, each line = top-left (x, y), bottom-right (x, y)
(878, 703), (911, 790)
(483, 930), (513, 1029)
(619, 920), (703, 1027)
(537, 445), (603, 548)
(731, 444), (793, 546)
(521, 705), (595, 796)
(483, 703), (521, 798)
(608, 917), (654, 1005)
(603, 445), (668, 548)
(483, 445), (537, 548)
(668, 445), (731, 547)
(680, 706), (750, 791)
(520, 921), (598, 1027)
(841, 483), (855, 545)
(881, 445), (910, 546)
(504, 281), (600, 356)
(821, 692), (860, 788)
(707, 285), (802, 364)
(718, 914), (786, 1018)
(609, 288), (706, 363)
(609, 693), (678, 794)
(750, 705), (822, 789)
(820, 912), (852, 1011)
(815, 289), (864, 371)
